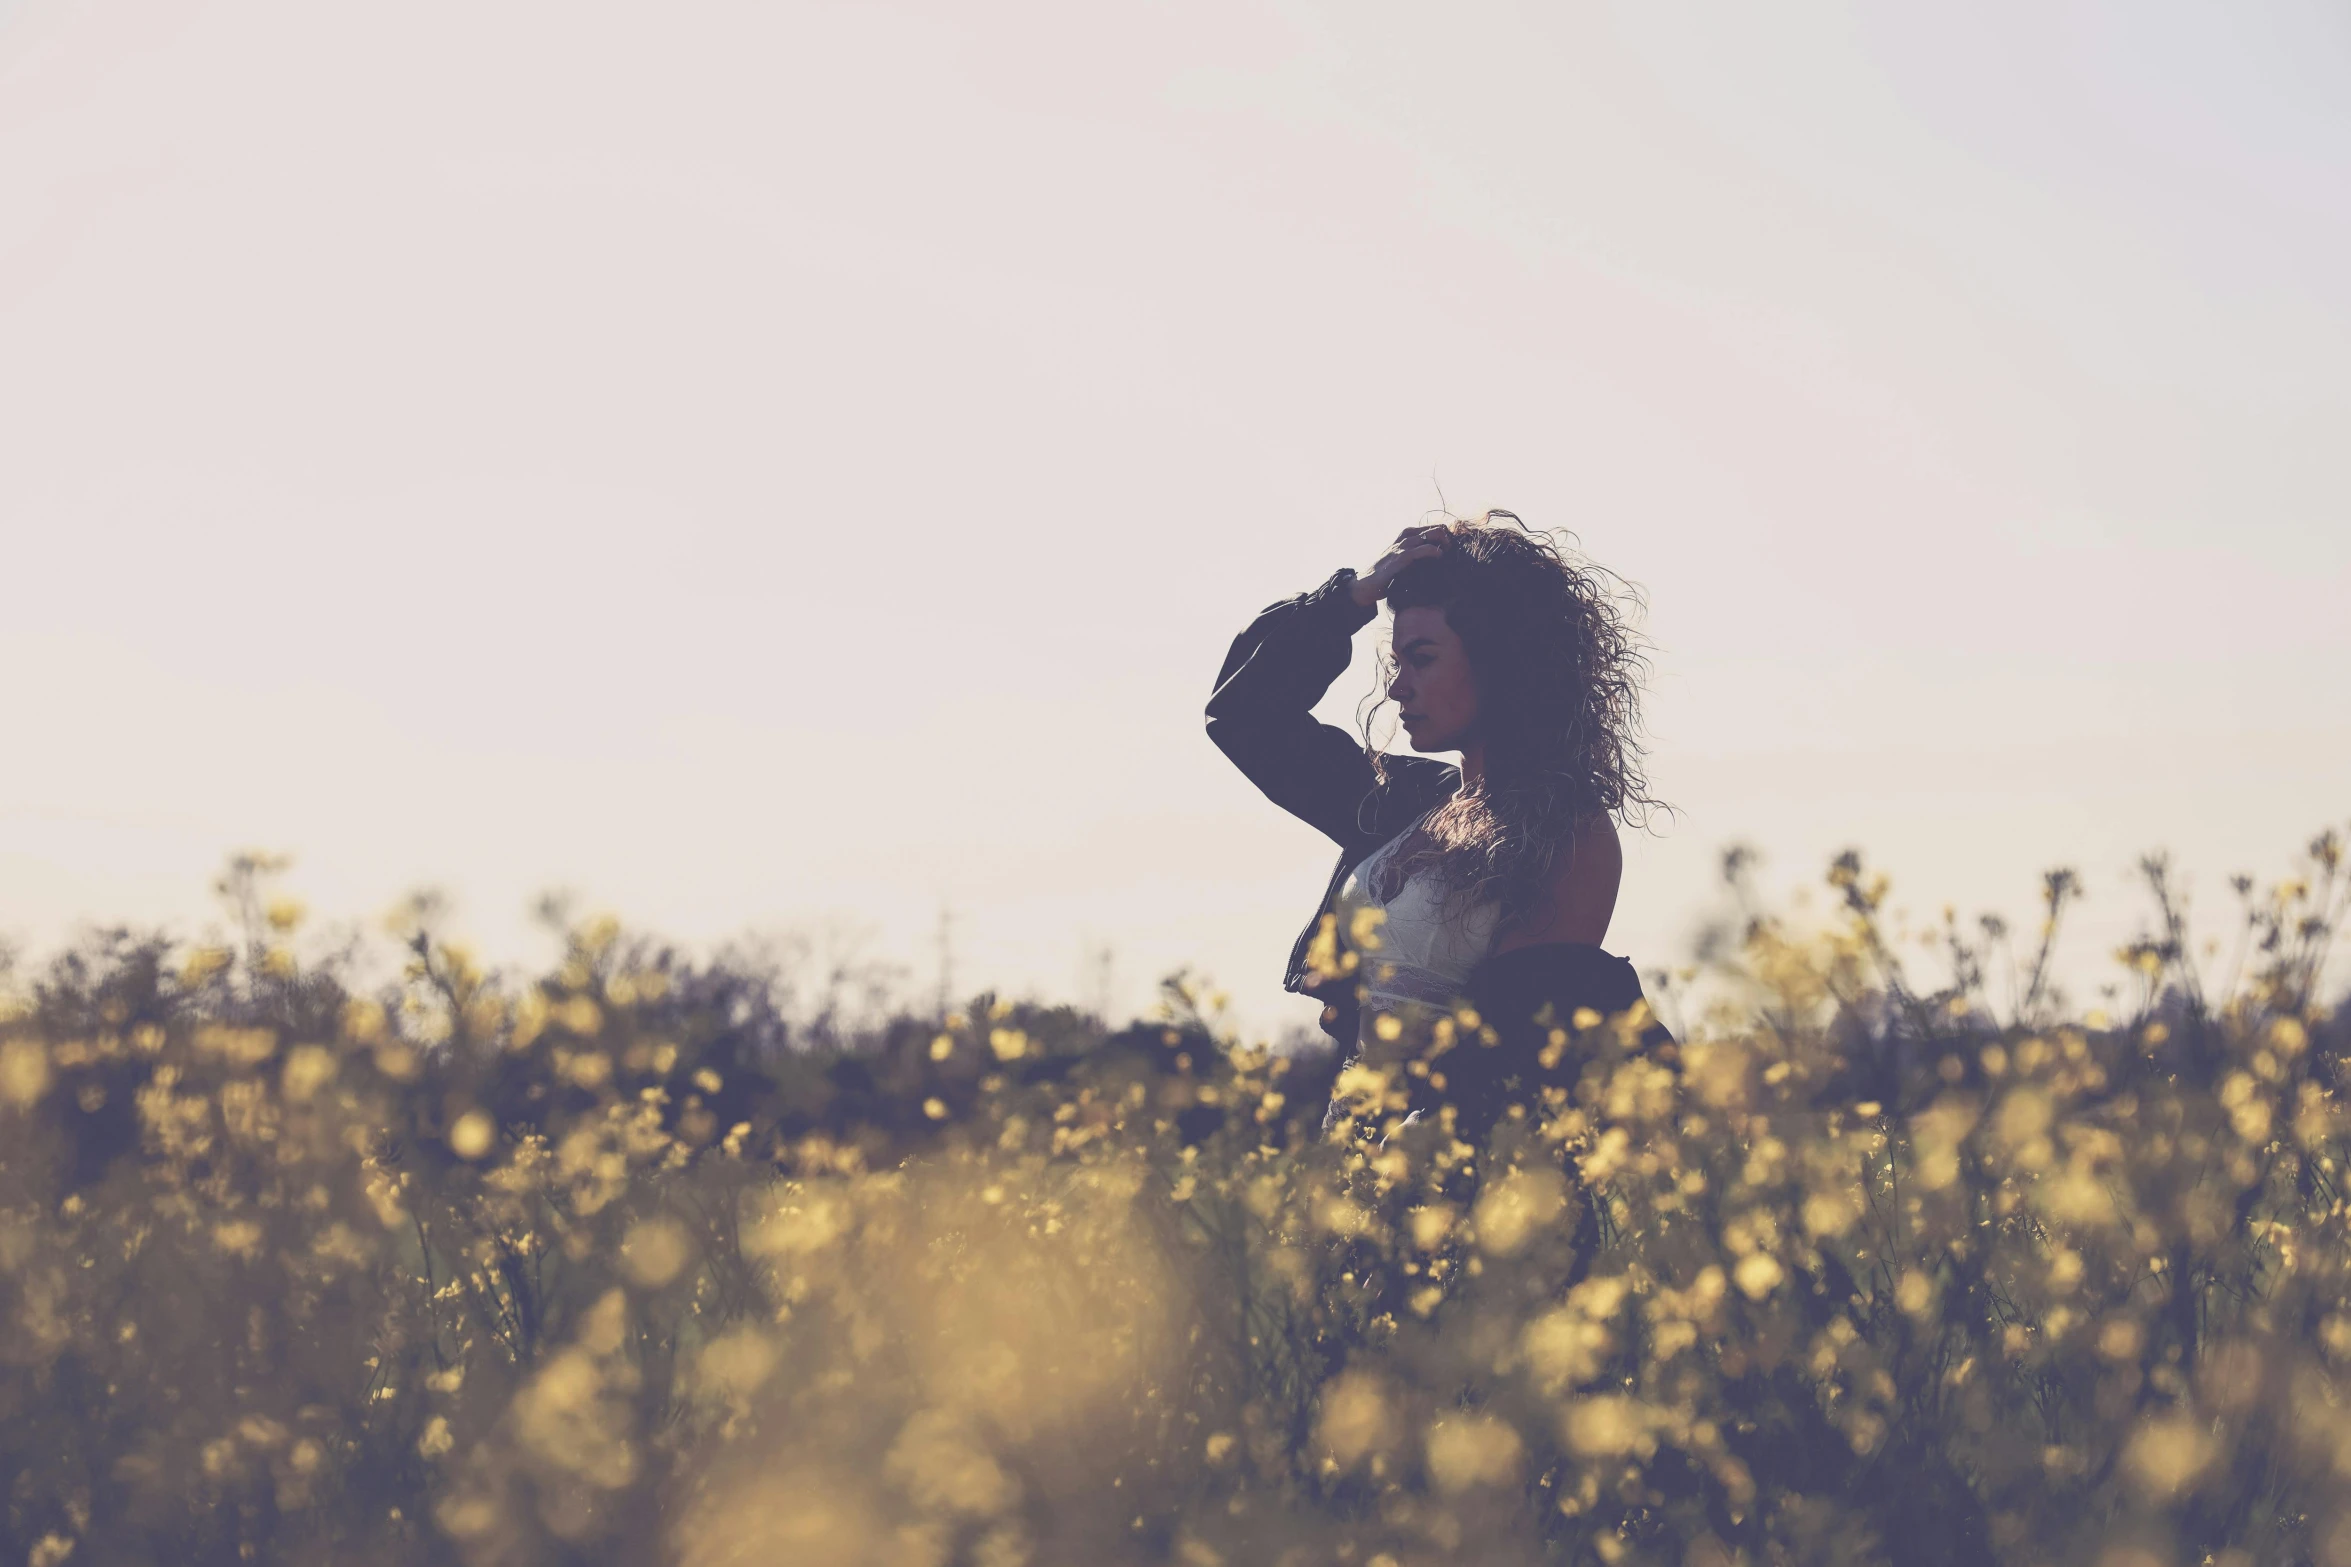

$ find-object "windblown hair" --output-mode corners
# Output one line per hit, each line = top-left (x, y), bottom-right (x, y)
(1367, 511), (1662, 929)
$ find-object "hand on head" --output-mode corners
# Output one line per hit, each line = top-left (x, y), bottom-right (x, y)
(1350, 524), (1452, 608)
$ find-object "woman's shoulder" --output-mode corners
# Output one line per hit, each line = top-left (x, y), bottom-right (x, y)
(1566, 816), (1622, 873)
(1492, 817), (1621, 951)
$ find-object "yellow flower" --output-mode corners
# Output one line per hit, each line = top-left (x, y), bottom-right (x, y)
(0, 1041), (52, 1109)
(1424, 1414), (1522, 1493)
(1473, 1167), (1567, 1256)
(620, 1217), (692, 1288)
(281, 1045), (337, 1103)
(1314, 1372), (1397, 1469)
(2123, 1415), (2216, 1499)
(448, 1110), (496, 1161)
(1733, 1252), (1784, 1300)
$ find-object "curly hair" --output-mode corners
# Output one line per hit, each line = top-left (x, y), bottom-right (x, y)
(1366, 510), (1662, 929)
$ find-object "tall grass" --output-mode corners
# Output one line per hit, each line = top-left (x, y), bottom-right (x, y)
(1, 834), (2346, 1566)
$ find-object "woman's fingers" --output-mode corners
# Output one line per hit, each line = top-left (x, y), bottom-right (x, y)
(1360, 529), (1450, 601)
(1381, 529), (1449, 565)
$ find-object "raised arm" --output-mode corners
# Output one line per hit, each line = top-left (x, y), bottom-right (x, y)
(1204, 569), (1381, 848)
(1205, 529), (1451, 848)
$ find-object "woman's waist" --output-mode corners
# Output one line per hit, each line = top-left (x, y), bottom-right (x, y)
(1355, 958), (1476, 1008)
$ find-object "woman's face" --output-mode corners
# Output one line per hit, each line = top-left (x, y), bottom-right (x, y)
(1388, 605), (1481, 753)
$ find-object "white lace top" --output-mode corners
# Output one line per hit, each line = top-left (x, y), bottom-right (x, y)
(1334, 814), (1502, 1022)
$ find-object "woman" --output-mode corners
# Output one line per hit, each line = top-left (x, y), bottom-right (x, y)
(1206, 513), (1670, 1143)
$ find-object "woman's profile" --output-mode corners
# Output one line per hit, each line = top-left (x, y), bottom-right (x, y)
(1206, 511), (1670, 1144)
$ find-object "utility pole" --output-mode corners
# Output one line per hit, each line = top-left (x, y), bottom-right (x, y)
(935, 903), (955, 1021)
(1088, 941), (1115, 1024)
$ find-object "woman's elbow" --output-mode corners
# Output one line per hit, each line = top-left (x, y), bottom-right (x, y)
(1204, 710), (1231, 754)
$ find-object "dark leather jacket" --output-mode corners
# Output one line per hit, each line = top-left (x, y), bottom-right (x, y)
(1206, 567), (1667, 1136)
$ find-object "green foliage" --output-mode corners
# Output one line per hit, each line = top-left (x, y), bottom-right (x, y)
(0, 834), (2346, 1566)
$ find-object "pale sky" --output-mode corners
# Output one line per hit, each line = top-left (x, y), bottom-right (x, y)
(4, 0), (2346, 1034)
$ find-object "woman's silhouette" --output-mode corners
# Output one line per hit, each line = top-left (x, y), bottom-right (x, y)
(1207, 512), (1670, 1143)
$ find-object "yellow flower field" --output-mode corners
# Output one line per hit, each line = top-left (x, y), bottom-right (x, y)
(1, 837), (2345, 1566)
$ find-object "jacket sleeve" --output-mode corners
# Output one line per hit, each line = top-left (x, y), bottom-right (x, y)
(1206, 568), (1382, 850)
